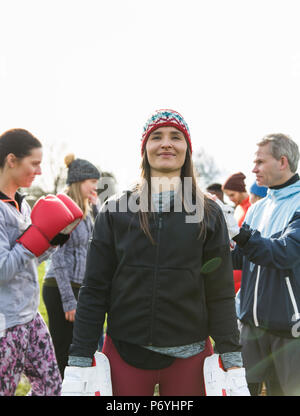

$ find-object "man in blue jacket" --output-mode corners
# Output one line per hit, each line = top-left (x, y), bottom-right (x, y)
(232, 133), (300, 396)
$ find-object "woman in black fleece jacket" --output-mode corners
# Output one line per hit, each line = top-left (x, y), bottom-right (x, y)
(67, 109), (243, 396)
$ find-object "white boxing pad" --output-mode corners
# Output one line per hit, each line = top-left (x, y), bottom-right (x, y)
(204, 353), (250, 396)
(62, 351), (112, 396)
(203, 354), (228, 396)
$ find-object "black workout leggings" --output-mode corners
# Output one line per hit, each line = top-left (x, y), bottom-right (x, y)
(42, 284), (80, 379)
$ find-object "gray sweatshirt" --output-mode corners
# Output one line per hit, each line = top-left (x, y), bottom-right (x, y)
(0, 193), (54, 334)
(44, 214), (94, 312)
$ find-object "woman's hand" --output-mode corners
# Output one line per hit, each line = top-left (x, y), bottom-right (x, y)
(65, 309), (76, 322)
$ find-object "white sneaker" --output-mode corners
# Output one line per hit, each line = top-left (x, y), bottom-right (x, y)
(62, 351), (112, 396)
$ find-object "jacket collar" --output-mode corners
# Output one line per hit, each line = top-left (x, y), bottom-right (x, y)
(0, 190), (25, 211)
(128, 188), (197, 213)
(240, 195), (250, 209)
(268, 176), (300, 201)
(269, 173), (299, 190)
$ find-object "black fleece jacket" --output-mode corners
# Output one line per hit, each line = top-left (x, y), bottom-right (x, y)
(69, 191), (241, 362)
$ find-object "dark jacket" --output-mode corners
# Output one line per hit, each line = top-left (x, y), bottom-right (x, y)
(70, 191), (240, 360)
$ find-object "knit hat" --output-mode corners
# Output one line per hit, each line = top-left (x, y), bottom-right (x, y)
(141, 109), (192, 156)
(249, 181), (268, 198)
(222, 172), (246, 192)
(65, 154), (100, 185)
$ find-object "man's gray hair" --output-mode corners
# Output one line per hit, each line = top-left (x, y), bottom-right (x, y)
(257, 133), (299, 173)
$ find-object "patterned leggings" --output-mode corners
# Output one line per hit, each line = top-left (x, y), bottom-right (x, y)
(0, 313), (62, 396)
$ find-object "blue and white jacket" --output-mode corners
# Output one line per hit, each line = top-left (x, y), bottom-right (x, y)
(232, 175), (300, 338)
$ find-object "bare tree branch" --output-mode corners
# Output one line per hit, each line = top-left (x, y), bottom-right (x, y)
(193, 147), (222, 188)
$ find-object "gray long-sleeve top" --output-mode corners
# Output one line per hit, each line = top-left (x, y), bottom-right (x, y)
(44, 214), (94, 312)
(0, 193), (55, 333)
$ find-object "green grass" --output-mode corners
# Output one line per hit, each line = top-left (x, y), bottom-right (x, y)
(15, 262), (48, 396)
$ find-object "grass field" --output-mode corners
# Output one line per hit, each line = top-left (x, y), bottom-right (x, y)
(15, 262), (48, 396)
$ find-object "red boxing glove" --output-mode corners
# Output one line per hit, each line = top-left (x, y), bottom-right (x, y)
(50, 193), (83, 245)
(17, 194), (83, 257)
(56, 193), (83, 233)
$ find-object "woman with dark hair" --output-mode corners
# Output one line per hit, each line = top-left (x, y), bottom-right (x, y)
(67, 110), (245, 396)
(0, 129), (82, 396)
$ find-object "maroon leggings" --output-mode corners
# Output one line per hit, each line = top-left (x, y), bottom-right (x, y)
(102, 336), (213, 396)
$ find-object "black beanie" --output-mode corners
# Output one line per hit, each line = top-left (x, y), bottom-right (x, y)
(65, 154), (100, 185)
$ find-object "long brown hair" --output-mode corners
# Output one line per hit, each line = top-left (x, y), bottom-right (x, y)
(135, 148), (209, 244)
(64, 182), (90, 220)
(64, 153), (90, 219)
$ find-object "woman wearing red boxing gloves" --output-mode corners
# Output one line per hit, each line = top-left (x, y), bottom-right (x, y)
(0, 129), (83, 396)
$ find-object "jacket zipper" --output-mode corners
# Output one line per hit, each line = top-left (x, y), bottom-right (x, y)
(149, 214), (162, 345)
(253, 265), (261, 327)
(285, 277), (300, 320)
(253, 270), (300, 326)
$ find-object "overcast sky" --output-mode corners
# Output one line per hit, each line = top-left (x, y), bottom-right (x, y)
(1, 0), (300, 194)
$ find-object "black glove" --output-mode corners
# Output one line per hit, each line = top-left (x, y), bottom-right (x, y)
(232, 226), (252, 248)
